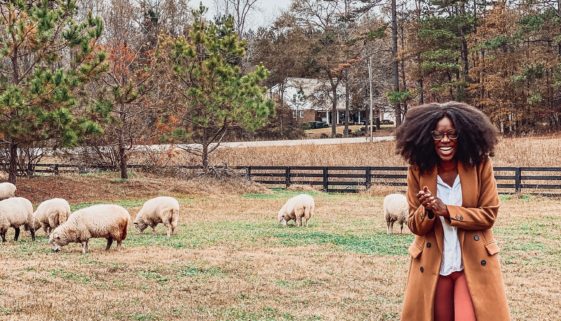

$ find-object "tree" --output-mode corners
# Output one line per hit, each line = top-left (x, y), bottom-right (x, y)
(167, 6), (273, 170)
(0, 0), (108, 184)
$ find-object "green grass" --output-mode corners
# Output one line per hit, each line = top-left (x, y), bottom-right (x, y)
(50, 269), (91, 284)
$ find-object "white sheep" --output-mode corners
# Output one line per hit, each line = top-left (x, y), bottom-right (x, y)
(278, 194), (315, 227)
(0, 197), (35, 242)
(133, 196), (180, 237)
(383, 193), (408, 234)
(0, 182), (16, 200)
(49, 204), (130, 254)
(33, 198), (71, 235)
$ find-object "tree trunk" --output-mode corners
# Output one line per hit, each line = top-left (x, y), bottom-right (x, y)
(202, 143), (209, 172)
(118, 134), (128, 180)
(118, 105), (128, 180)
(391, 0), (401, 126)
(8, 141), (18, 184)
(329, 76), (339, 138)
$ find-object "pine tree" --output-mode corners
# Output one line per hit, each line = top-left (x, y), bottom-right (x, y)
(0, 0), (108, 183)
(166, 6), (273, 171)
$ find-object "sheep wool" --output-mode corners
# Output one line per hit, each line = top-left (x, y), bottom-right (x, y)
(0, 182), (16, 200)
(278, 194), (315, 227)
(0, 197), (35, 242)
(49, 204), (130, 254)
(33, 198), (71, 235)
(383, 193), (408, 234)
(134, 196), (180, 237)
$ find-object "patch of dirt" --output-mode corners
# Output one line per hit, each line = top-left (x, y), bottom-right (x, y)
(15, 172), (270, 204)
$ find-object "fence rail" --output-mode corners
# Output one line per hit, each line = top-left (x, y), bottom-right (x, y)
(11, 163), (561, 194)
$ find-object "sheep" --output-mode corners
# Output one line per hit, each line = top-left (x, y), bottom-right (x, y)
(383, 193), (408, 234)
(277, 194), (315, 227)
(32, 198), (71, 235)
(49, 204), (130, 254)
(133, 196), (180, 237)
(0, 182), (16, 200)
(0, 197), (35, 242)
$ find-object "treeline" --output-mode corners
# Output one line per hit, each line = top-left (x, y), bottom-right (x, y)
(251, 0), (561, 135)
(0, 0), (273, 183)
(1, 0), (560, 183)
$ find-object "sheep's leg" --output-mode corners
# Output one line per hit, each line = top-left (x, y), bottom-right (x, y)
(105, 237), (113, 251)
(165, 223), (172, 238)
(386, 220), (391, 234)
(400, 223), (404, 234)
(116, 239), (122, 249)
(14, 227), (20, 241)
(28, 224), (35, 241)
(43, 225), (49, 235)
(296, 216), (302, 227)
(389, 221), (394, 234)
(0, 228), (6, 242)
(82, 241), (89, 254)
(151, 225), (157, 235)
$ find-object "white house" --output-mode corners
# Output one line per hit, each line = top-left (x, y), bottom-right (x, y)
(270, 77), (394, 125)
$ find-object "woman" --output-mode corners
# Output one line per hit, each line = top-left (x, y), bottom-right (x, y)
(396, 102), (510, 321)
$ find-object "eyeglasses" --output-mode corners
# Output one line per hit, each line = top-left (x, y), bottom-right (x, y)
(431, 130), (458, 141)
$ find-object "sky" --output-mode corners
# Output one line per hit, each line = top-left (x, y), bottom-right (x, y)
(190, 0), (293, 29)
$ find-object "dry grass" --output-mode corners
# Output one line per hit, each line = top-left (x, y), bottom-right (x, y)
(0, 175), (560, 321)
(202, 135), (561, 167)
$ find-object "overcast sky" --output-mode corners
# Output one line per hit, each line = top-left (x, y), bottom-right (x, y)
(190, 0), (293, 29)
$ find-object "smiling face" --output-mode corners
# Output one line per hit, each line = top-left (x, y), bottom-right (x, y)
(433, 116), (458, 162)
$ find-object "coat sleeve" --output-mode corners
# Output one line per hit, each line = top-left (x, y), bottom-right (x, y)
(447, 158), (500, 230)
(406, 166), (436, 236)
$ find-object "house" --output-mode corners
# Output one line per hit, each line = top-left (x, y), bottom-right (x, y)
(270, 77), (394, 125)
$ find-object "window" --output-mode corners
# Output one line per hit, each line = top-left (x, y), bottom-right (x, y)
(299, 111), (304, 118)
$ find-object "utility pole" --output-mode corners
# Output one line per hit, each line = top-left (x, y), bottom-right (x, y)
(368, 56), (374, 142)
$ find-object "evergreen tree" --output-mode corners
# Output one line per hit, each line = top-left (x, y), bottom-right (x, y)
(0, 0), (108, 183)
(166, 6), (273, 171)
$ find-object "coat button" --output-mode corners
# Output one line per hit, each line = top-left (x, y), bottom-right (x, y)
(420, 266), (424, 273)
(481, 260), (487, 266)
(426, 242), (432, 248)
(473, 235), (480, 241)
(459, 216), (464, 221)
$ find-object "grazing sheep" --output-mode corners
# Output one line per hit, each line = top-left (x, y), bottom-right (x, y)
(49, 204), (130, 254)
(33, 198), (71, 235)
(134, 196), (180, 237)
(0, 197), (35, 242)
(383, 193), (408, 234)
(0, 182), (16, 200)
(278, 194), (315, 227)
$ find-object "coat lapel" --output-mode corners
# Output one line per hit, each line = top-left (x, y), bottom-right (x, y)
(457, 161), (477, 246)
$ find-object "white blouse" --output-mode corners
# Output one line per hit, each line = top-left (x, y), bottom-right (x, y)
(436, 175), (464, 276)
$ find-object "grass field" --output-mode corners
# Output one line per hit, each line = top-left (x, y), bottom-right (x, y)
(1, 179), (560, 321)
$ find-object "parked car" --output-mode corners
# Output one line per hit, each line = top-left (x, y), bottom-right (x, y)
(381, 119), (394, 125)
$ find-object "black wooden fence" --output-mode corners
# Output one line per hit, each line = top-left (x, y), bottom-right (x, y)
(19, 163), (561, 194)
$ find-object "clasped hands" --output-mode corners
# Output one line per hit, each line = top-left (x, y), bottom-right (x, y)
(417, 186), (449, 218)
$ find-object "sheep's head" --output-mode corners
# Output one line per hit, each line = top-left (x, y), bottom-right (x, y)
(133, 220), (148, 232)
(277, 209), (287, 226)
(49, 230), (70, 252)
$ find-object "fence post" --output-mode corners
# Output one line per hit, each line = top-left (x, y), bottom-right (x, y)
(285, 167), (291, 188)
(365, 167), (372, 189)
(246, 166), (252, 181)
(54, 164), (59, 176)
(514, 167), (522, 193)
(322, 167), (329, 192)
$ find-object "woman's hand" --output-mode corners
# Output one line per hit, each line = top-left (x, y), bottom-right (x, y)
(417, 186), (449, 218)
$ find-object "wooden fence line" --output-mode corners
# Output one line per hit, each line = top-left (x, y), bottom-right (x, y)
(10, 163), (561, 194)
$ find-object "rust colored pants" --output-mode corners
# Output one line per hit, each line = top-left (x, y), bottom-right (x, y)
(434, 271), (477, 321)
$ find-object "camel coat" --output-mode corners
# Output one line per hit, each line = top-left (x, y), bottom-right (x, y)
(400, 158), (510, 321)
